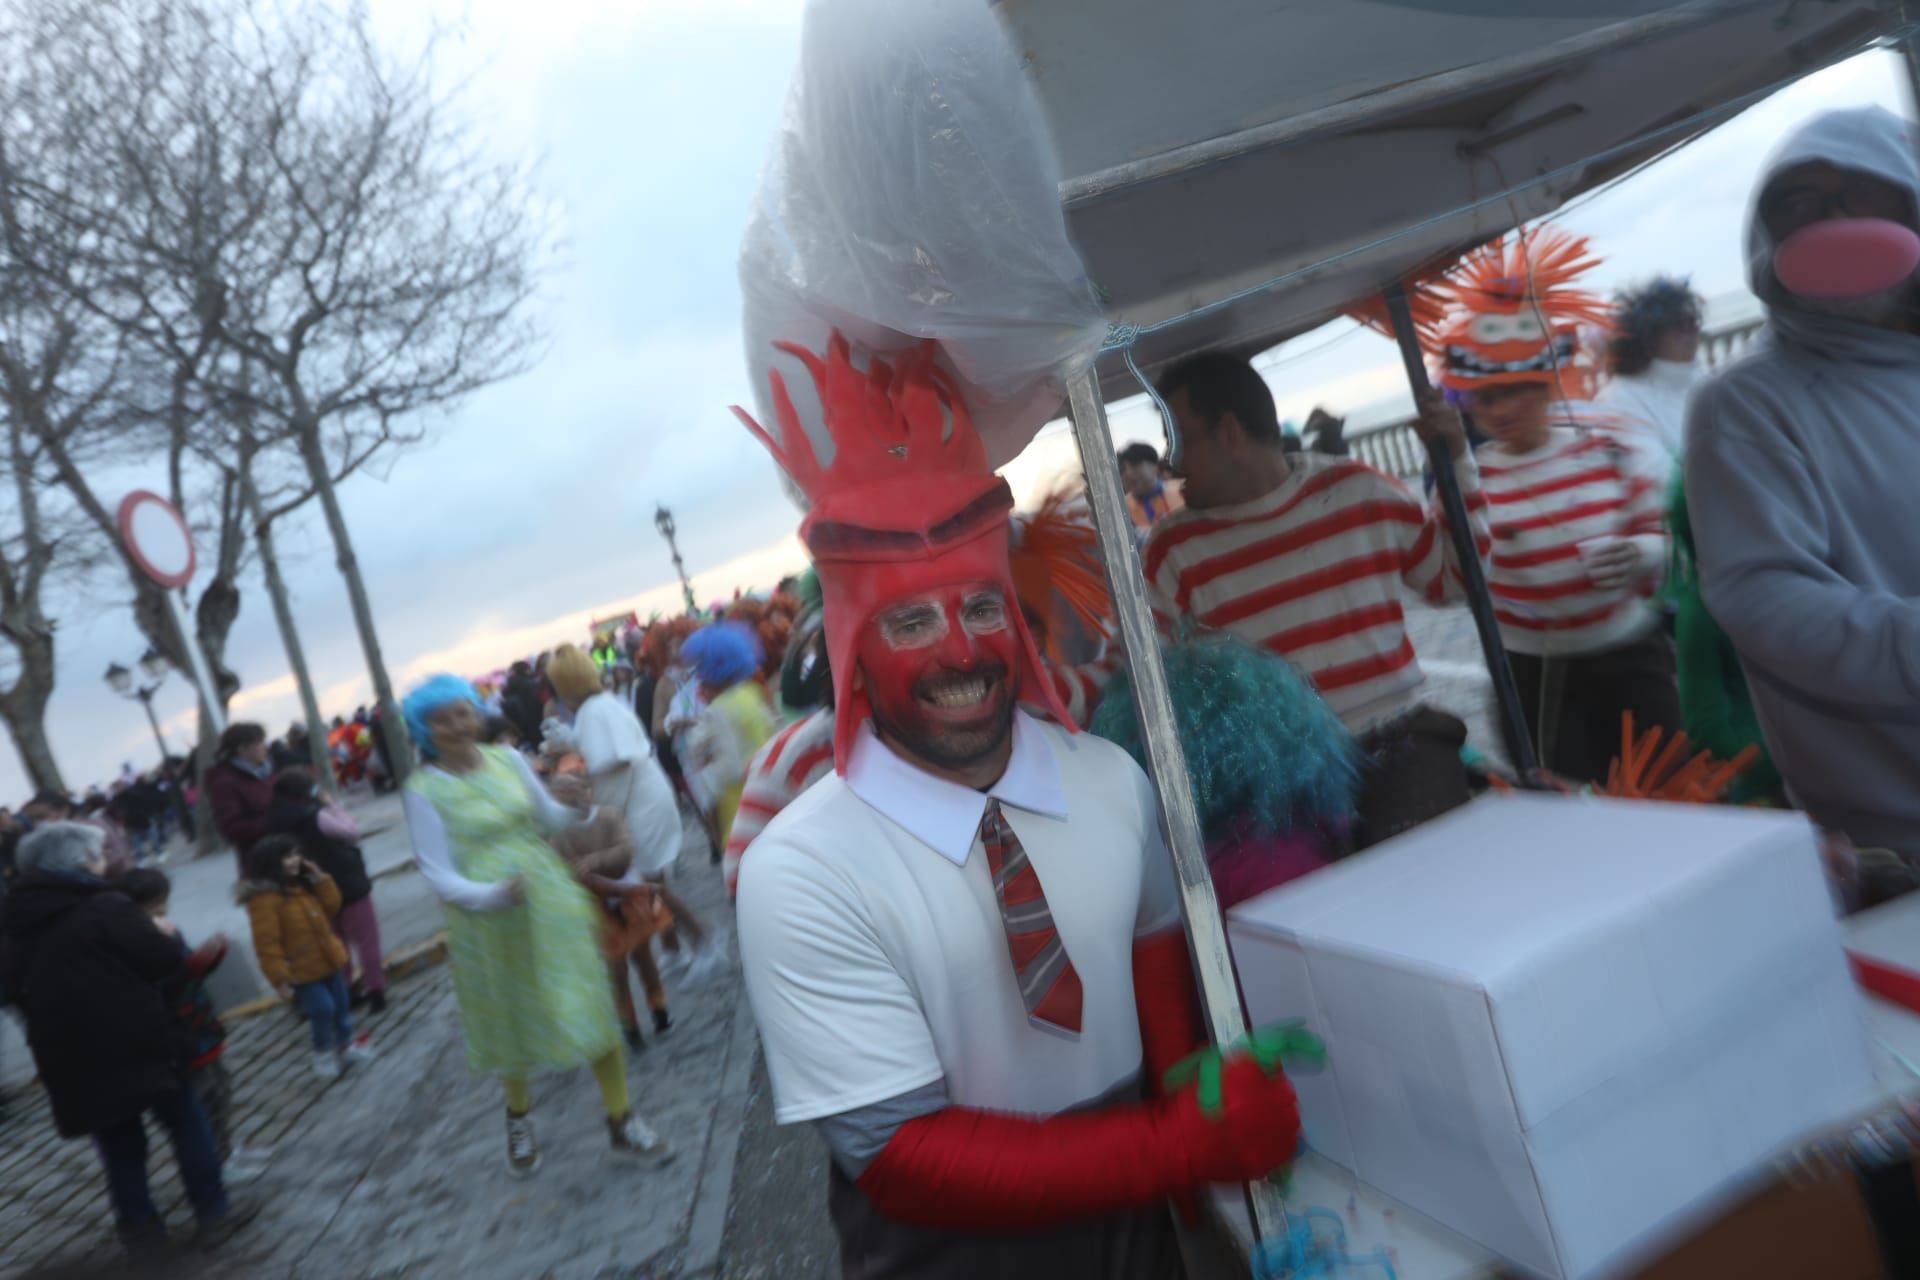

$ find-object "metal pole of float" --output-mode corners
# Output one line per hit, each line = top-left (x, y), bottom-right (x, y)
(1063, 368), (1292, 1248)
(1381, 282), (1538, 777)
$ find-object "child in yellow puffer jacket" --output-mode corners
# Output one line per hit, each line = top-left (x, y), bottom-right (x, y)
(238, 835), (375, 1081)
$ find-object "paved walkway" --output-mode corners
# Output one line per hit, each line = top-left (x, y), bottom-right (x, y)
(3, 813), (754, 1280)
(2, 603), (1502, 1279)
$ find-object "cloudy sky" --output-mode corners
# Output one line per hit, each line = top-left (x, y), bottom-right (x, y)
(3, 2), (1909, 801)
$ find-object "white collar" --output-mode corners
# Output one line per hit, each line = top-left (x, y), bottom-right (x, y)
(844, 711), (1069, 866)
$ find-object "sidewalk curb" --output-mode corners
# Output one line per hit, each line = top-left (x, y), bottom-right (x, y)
(370, 855), (417, 882)
(220, 931), (450, 1023)
(681, 992), (760, 1278)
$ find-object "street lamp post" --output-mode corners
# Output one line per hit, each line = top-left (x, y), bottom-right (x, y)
(104, 648), (176, 766)
(655, 505), (698, 615)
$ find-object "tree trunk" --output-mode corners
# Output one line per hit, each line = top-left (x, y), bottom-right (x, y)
(0, 640), (65, 794)
(191, 704), (221, 857)
(1, 711), (64, 795)
(294, 423), (413, 784)
(240, 463), (337, 792)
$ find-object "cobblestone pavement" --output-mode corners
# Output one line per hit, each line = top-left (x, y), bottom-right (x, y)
(2, 607), (1498, 1280)
(3, 816), (752, 1280)
(714, 1057), (838, 1280)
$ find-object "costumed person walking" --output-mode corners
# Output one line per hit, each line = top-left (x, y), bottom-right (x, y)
(1434, 227), (1682, 784)
(733, 336), (1302, 1278)
(546, 645), (680, 1043)
(400, 675), (667, 1175)
(647, 619), (726, 863)
(723, 583), (837, 897)
(681, 622), (778, 853)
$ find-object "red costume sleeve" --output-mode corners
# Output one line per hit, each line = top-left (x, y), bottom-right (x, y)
(1132, 930), (1207, 1094)
(855, 1054), (1297, 1232)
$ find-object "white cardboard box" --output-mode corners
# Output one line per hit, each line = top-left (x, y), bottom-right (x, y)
(1227, 794), (1877, 1279)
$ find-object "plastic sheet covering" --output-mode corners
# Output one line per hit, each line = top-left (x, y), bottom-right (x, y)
(739, 0), (1107, 479)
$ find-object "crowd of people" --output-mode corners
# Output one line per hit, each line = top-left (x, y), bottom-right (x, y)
(1, 99), (1917, 1272)
(707, 103), (1920, 1276)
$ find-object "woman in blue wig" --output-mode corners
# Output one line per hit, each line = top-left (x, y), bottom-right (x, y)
(1091, 632), (1359, 908)
(400, 674), (669, 1177)
(680, 622), (776, 852)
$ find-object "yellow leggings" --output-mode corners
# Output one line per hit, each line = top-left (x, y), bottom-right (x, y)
(502, 1048), (628, 1117)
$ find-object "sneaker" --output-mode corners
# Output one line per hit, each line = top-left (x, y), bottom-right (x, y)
(366, 990), (388, 1015)
(312, 1051), (342, 1081)
(506, 1111), (540, 1178)
(651, 1007), (672, 1036)
(348, 982), (369, 1010)
(223, 1147), (272, 1186)
(681, 940), (729, 988)
(340, 1038), (376, 1068)
(623, 1024), (646, 1053)
(607, 1111), (670, 1161)
(195, 1193), (262, 1250)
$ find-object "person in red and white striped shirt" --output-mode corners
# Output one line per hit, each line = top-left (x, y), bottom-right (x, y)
(1432, 225), (1681, 784)
(1469, 388), (1677, 782)
(726, 707), (835, 897)
(1145, 351), (1487, 848)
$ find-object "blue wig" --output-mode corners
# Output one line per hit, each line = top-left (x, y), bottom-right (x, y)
(1090, 633), (1359, 843)
(682, 622), (761, 688)
(403, 674), (482, 760)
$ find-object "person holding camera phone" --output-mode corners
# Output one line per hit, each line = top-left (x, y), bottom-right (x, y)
(238, 835), (373, 1082)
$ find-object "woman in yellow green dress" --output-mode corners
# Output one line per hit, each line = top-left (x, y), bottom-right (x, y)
(400, 674), (669, 1177)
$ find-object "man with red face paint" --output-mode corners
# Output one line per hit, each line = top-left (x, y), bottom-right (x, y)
(731, 335), (1301, 1278)
(1687, 105), (1920, 867)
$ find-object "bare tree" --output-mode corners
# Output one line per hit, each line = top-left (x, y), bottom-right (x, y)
(0, 408), (89, 795)
(0, 0), (246, 707)
(184, 1), (550, 782)
(3, 0), (548, 790)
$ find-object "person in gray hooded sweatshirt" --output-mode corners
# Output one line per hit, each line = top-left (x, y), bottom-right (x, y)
(1686, 104), (1920, 865)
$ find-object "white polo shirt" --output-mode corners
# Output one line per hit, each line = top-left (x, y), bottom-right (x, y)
(736, 711), (1182, 1125)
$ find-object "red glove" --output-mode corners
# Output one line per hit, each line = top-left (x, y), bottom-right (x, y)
(1133, 930), (1206, 1095)
(1133, 929), (1212, 1225)
(855, 1051), (1299, 1232)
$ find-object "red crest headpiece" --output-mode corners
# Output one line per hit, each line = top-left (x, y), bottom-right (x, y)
(1434, 226), (1611, 392)
(733, 333), (1071, 770)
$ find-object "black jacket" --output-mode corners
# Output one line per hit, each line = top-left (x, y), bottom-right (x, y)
(265, 797), (372, 905)
(0, 871), (188, 1137)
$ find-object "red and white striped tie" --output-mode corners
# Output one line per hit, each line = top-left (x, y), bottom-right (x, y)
(980, 798), (1082, 1036)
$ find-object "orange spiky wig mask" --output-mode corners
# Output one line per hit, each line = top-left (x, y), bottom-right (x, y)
(733, 334), (1072, 770)
(1435, 226), (1611, 393)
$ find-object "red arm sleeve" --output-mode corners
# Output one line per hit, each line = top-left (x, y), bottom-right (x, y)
(1133, 930), (1206, 1095)
(855, 1056), (1298, 1233)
